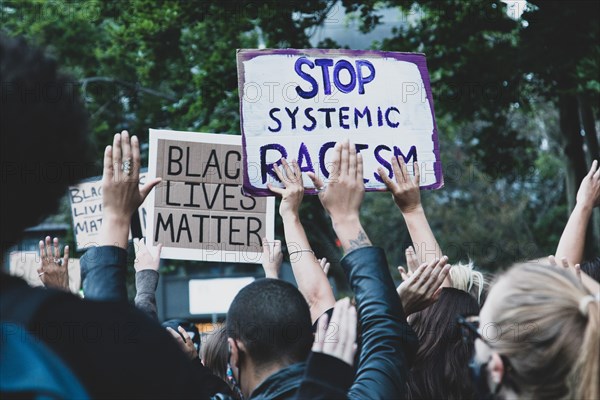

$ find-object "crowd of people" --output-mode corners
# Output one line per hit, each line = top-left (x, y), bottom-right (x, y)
(1, 34), (599, 400)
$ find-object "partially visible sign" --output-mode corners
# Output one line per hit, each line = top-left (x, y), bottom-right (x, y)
(147, 130), (275, 263)
(237, 48), (443, 196)
(68, 171), (148, 249)
(188, 277), (255, 315)
(9, 251), (81, 294)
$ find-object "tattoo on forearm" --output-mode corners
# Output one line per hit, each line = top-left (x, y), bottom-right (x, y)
(347, 229), (371, 253)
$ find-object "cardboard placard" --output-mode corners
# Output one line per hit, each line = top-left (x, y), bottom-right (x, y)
(146, 130), (275, 263)
(237, 48), (443, 196)
(9, 251), (81, 294)
(68, 172), (148, 250)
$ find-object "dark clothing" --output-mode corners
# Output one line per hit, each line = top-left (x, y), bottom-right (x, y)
(80, 245), (128, 302)
(1, 246), (231, 399)
(135, 269), (160, 319)
(296, 246), (419, 400)
(293, 353), (353, 400)
(345, 247), (418, 399)
(250, 362), (306, 399)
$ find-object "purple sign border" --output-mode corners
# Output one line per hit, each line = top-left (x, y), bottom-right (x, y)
(236, 48), (443, 197)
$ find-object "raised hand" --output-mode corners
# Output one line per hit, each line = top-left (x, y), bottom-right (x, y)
(133, 238), (163, 272)
(100, 131), (161, 248)
(576, 159), (600, 209)
(548, 255), (582, 283)
(166, 326), (198, 360)
(307, 139), (364, 224)
(378, 156), (421, 214)
(37, 236), (70, 291)
(405, 245), (420, 273)
(262, 238), (283, 279)
(397, 256), (451, 315)
(312, 297), (357, 366)
(268, 158), (304, 218)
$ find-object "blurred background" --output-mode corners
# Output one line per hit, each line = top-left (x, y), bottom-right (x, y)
(2, 0), (598, 319)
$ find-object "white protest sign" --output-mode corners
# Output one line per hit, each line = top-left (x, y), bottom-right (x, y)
(237, 48), (443, 196)
(68, 172), (149, 250)
(146, 130), (275, 263)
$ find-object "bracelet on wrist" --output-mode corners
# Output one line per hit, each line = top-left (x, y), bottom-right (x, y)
(289, 249), (315, 257)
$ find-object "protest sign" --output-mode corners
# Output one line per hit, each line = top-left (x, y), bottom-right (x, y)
(146, 130), (275, 263)
(237, 48), (443, 196)
(68, 172), (148, 250)
(9, 251), (81, 294)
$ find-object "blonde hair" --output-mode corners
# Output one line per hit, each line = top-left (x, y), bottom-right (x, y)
(449, 261), (486, 304)
(486, 263), (599, 400)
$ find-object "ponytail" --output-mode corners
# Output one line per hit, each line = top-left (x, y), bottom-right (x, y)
(574, 297), (599, 400)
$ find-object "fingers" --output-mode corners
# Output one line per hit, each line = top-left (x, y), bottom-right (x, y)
(588, 159), (598, 177)
(53, 237), (60, 259)
(348, 142), (357, 179)
(272, 162), (286, 186)
(406, 246), (419, 272)
(103, 145), (114, 180)
(329, 142), (342, 182)
(391, 156), (404, 184)
(398, 266), (409, 281)
(320, 258), (331, 275)
(112, 133), (122, 177)
(340, 140), (349, 177)
(262, 237), (271, 257)
(177, 326), (191, 344)
(378, 165), (395, 190)
(121, 130), (131, 170)
(281, 158), (296, 183)
(399, 156), (409, 181)
(139, 177), (162, 201)
(131, 135), (142, 178)
(155, 243), (163, 259)
(410, 262), (428, 284)
(45, 236), (52, 259)
(306, 172), (325, 191)
(413, 161), (420, 186)
(433, 263), (451, 289)
(574, 263), (582, 282)
(548, 255), (558, 266)
(63, 245), (70, 267)
(39, 240), (45, 261)
(166, 327), (182, 343)
(357, 153), (364, 184)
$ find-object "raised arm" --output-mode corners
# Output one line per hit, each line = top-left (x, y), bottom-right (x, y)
(555, 160), (600, 264)
(81, 131), (161, 301)
(133, 238), (163, 320)
(269, 158), (335, 323)
(310, 140), (419, 399)
(378, 157), (443, 271)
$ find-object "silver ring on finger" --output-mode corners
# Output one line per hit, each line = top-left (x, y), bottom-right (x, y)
(122, 159), (132, 176)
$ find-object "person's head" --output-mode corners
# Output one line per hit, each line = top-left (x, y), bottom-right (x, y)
(580, 256), (600, 283)
(201, 324), (228, 381)
(407, 287), (480, 400)
(449, 261), (488, 305)
(475, 262), (599, 399)
(226, 278), (312, 397)
(1, 34), (91, 253)
(161, 319), (201, 356)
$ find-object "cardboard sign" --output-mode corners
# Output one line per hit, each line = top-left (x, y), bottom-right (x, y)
(237, 48), (443, 196)
(9, 251), (81, 294)
(188, 277), (255, 315)
(68, 172), (149, 250)
(147, 130), (275, 263)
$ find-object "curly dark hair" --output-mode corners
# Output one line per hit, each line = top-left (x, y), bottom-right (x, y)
(407, 287), (480, 400)
(1, 33), (93, 252)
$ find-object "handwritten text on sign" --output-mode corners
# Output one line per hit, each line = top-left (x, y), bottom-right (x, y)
(68, 173), (148, 250)
(146, 130), (275, 263)
(237, 49), (443, 196)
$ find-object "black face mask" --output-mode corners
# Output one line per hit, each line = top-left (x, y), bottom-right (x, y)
(469, 356), (498, 400)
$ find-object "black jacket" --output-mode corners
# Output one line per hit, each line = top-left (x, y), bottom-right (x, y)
(295, 246), (419, 399)
(249, 362), (305, 399)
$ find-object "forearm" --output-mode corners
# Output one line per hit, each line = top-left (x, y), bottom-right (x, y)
(555, 203), (593, 264)
(80, 246), (128, 302)
(331, 216), (372, 255)
(134, 270), (159, 320)
(402, 206), (443, 267)
(98, 213), (130, 250)
(283, 214), (335, 321)
(342, 247), (418, 399)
